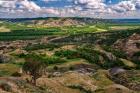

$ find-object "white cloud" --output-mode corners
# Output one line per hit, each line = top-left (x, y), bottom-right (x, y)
(0, 0), (60, 16)
(20, 0), (41, 12)
(0, 0), (17, 8)
(74, 0), (106, 9)
(112, 1), (136, 12)
(43, 0), (60, 2)
(0, 0), (140, 18)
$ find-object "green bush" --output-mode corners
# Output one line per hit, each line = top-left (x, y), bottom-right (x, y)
(133, 51), (140, 57)
(129, 51), (140, 69)
(77, 47), (100, 64)
(53, 66), (58, 71)
(11, 72), (22, 77)
(69, 66), (74, 70)
(25, 43), (60, 51)
(77, 47), (125, 69)
(101, 45), (127, 58)
(21, 53), (66, 65)
(0, 82), (12, 92)
(43, 56), (66, 65)
(55, 50), (80, 59)
(17, 53), (27, 58)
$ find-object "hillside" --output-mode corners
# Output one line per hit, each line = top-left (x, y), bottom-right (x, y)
(0, 18), (140, 93)
(31, 18), (86, 27)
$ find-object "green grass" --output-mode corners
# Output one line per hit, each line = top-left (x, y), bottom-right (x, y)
(0, 64), (20, 76)
(51, 28), (140, 46)
(0, 21), (139, 41)
(0, 22), (109, 41)
(0, 27), (65, 41)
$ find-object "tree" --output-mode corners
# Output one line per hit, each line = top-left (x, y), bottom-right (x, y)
(22, 57), (47, 85)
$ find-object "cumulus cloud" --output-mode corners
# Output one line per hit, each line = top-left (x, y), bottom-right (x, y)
(0, 0), (41, 12)
(43, 0), (60, 2)
(74, 0), (106, 9)
(70, 0), (140, 17)
(112, 1), (136, 13)
(0, 0), (60, 17)
(20, 0), (41, 11)
(0, 0), (140, 18)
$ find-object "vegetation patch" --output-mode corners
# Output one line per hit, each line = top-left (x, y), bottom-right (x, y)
(55, 50), (80, 59)
(25, 43), (60, 51)
(101, 45), (127, 58)
(19, 53), (66, 65)
(77, 47), (125, 69)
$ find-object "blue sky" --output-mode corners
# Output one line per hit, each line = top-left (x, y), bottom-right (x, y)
(0, 0), (140, 18)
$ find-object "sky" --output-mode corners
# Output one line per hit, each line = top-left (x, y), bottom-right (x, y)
(0, 0), (140, 18)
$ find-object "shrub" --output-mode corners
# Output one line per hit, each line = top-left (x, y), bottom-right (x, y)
(133, 51), (140, 57)
(68, 84), (92, 93)
(25, 43), (60, 51)
(43, 56), (66, 65)
(0, 82), (12, 92)
(101, 45), (127, 58)
(55, 50), (80, 59)
(98, 50), (125, 69)
(77, 47), (125, 69)
(20, 53), (66, 65)
(17, 53), (27, 58)
(23, 57), (47, 85)
(69, 66), (74, 70)
(136, 43), (140, 48)
(11, 72), (22, 77)
(53, 66), (58, 71)
(77, 47), (100, 64)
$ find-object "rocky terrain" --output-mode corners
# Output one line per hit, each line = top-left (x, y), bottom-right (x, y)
(0, 32), (139, 93)
(31, 18), (86, 27)
(0, 18), (140, 93)
(113, 33), (140, 56)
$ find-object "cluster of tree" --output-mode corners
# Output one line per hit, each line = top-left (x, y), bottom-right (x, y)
(25, 43), (60, 51)
(55, 50), (80, 59)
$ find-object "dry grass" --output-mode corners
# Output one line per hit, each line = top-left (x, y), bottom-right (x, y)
(92, 70), (114, 88)
(47, 59), (91, 70)
(37, 77), (81, 93)
(120, 58), (137, 68)
(0, 64), (20, 76)
(60, 45), (77, 50)
(103, 84), (133, 93)
(37, 71), (97, 93)
(109, 26), (139, 30)
(0, 26), (10, 32)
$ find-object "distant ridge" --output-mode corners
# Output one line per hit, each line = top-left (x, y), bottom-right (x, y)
(0, 17), (110, 24)
(0, 17), (140, 24)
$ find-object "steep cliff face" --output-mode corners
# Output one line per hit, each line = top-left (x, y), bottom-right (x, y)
(113, 33), (140, 57)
